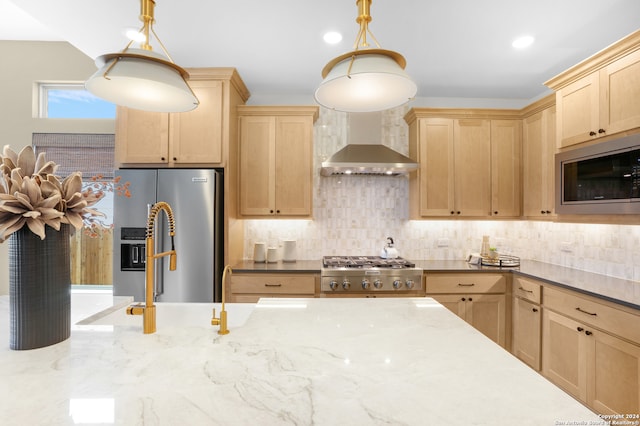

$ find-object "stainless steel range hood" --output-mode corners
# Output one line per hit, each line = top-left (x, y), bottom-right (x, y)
(320, 112), (418, 176)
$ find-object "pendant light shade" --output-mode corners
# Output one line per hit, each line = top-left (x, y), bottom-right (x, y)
(85, 0), (198, 113)
(315, 0), (417, 112)
(86, 49), (198, 113)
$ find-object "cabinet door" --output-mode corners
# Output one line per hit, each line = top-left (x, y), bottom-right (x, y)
(274, 116), (313, 216)
(115, 106), (169, 164)
(454, 119), (491, 216)
(588, 328), (640, 415)
(542, 310), (588, 402)
(512, 297), (541, 370)
(466, 294), (506, 348)
(556, 73), (600, 148)
(416, 118), (455, 216)
(490, 120), (521, 217)
(239, 116), (276, 215)
(169, 80), (223, 163)
(600, 49), (640, 137)
(523, 107), (556, 218)
(430, 294), (466, 319)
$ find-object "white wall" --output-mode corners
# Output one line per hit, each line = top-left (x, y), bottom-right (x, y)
(243, 107), (640, 283)
(0, 41), (114, 295)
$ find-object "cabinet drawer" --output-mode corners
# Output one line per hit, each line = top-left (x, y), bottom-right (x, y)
(544, 286), (640, 344)
(425, 274), (506, 294)
(230, 274), (315, 295)
(512, 276), (542, 304)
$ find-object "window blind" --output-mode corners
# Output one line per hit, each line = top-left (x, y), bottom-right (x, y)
(32, 133), (115, 179)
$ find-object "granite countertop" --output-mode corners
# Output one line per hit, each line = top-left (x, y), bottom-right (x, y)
(0, 294), (600, 425)
(233, 259), (640, 310)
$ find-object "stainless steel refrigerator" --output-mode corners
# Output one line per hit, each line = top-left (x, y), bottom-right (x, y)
(113, 169), (223, 302)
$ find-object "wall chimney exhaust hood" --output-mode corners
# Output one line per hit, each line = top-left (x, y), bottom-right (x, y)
(320, 112), (418, 176)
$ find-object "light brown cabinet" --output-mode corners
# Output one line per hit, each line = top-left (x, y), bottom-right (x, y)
(237, 106), (319, 217)
(115, 70), (248, 166)
(405, 111), (521, 218)
(546, 31), (640, 149)
(511, 277), (542, 371)
(542, 286), (640, 415)
(522, 102), (556, 218)
(228, 273), (317, 303)
(426, 273), (507, 348)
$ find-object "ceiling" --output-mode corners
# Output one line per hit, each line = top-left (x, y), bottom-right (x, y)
(2, 0), (640, 106)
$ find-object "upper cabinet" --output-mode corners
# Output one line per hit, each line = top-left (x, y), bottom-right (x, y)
(115, 68), (250, 167)
(237, 106), (319, 218)
(546, 30), (640, 149)
(522, 97), (556, 219)
(405, 109), (521, 219)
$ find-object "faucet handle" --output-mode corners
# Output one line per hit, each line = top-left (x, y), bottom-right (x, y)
(211, 308), (220, 326)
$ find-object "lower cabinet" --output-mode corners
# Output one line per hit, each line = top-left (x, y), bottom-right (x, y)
(229, 273), (317, 303)
(426, 273), (507, 348)
(542, 287), (640, 415)
(512, 276), (543, 371)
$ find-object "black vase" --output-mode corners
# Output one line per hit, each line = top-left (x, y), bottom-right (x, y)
(9, 224), (71, 350)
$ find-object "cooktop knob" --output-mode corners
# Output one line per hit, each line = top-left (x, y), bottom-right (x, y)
(329, 280), (339, 290)
(405, 279), (415, 290)
(342, 279), (351, 290)
(373, 279), (383, 289)
(393, 279), (402, 289)
(361, 279), (371, 290)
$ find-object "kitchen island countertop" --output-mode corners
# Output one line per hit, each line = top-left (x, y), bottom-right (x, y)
(0, 294), (601, 425)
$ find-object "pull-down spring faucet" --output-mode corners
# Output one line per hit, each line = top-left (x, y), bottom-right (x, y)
(127, 201), (177, 334)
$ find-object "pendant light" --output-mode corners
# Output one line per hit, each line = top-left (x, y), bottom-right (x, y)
(314, 0), (417, 112)
(85, 0), (198, 112)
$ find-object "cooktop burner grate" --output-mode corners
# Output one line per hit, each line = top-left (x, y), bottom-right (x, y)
(322, 256), (416, 269)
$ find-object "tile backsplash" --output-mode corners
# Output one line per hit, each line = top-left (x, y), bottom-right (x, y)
(244, 107), (640, 283)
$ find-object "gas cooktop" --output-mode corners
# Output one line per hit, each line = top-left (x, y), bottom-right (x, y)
(322, 255), (416, 269)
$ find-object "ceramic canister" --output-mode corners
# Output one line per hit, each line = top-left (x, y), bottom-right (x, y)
(253, 242), (266, 262)
(267, 247), (279, 263)
(282, 240), (297, 262)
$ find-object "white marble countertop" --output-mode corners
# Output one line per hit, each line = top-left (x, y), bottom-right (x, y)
(0, 292), (602, 425)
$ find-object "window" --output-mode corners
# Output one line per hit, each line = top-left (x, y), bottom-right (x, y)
(38, 83), (116, 119)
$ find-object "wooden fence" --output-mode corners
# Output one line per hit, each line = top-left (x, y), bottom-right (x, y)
(70, 227), (113, 285)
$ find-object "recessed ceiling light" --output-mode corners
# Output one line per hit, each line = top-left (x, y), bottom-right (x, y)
(512, 35), (535, 49)
(124, 28), (145, 43)
(323, 31), (343, 44)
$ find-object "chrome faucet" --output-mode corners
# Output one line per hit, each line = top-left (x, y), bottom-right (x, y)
(127, 201), (177, 334)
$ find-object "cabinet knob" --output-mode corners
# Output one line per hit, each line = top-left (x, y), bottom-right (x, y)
(468, 297), (473, 302)
(270, 210), (274, 214)
(532, 308), (538, 313)
(276, 210), (280, 214)
(493, 211), (498, 215)
(585, 330), (593, 336)
(173, 157), (177, 161)
(598, 128), (606, 134)
(161, 157), (166, 161)
(589, 131), (596, 136)
(541, 210), (546, 214)
(450, 211), (455, 215)
(456, 211), (461, 215)
(577, 327), (584, 332)
(546, 210), (551, 214)
(461, 297), (466, 301)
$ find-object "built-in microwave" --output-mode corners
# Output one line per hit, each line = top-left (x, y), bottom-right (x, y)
(555, 133), (640, 214)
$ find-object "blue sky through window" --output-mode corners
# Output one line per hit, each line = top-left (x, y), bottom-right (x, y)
(47, 89), (116, 119)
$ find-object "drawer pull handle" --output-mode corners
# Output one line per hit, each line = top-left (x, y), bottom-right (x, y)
(265, 283), (282, 287)
(575, 307), (597, 316)
(457, 283), (475, 287)
(518, 287), (534, 293)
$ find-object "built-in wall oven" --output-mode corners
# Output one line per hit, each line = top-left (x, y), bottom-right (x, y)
(320, 256), (424, 297)
(556, 132), (640, 214)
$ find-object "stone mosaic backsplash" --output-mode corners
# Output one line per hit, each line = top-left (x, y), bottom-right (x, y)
(243, 107), (640, 283)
